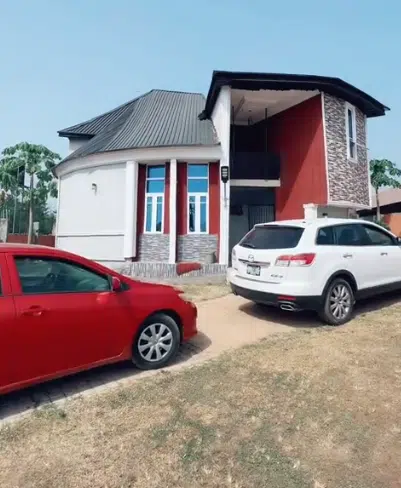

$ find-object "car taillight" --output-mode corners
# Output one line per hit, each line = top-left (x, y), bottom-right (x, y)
(275, 253), (316, 267)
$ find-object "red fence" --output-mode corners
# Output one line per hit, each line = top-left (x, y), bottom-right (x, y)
(6, 234), (56, 247)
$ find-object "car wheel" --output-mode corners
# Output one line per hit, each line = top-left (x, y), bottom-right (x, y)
(132, 313), (181, 370)
(318, 278), (354, 326)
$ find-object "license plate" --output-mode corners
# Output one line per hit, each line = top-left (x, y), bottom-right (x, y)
(246, 264), (261, 276)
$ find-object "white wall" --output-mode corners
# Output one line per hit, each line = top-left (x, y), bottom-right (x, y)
(68, 138), (90, 154)
(56, 163), (126, 261)
(317, 205), (350, 218)
(211, 85), (231, 265)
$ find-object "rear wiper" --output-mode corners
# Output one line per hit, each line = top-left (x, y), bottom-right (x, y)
(241, 243), (256, 248)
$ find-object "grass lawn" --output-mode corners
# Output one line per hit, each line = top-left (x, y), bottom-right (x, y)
(178, 282), (230, 302)
(1, 301), (401, 487)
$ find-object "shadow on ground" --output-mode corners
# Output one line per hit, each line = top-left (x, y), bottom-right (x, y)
(0, 332), (211, 423)
(238, 289), (401, 328)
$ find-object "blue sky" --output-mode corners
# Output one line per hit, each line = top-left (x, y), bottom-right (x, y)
(0, 0), (399, 164)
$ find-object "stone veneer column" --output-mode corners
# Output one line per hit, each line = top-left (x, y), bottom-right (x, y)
(123, 160), (139, 259)
(169, 159), (177, 263)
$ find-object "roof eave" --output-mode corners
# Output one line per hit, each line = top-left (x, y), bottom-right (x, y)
(58, 130), (95, 138)
(201, 71), (390, 120)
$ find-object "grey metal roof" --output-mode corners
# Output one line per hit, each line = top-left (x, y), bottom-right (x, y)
(58, 90), (219, 162)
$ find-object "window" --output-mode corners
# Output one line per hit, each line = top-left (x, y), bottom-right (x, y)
(316, 226), (335, 245)
(145, 165), (165, 233)
(363, 225), (395, 246)
(240, 225), (304, 250)
(316, 224), (372, 246)
(345, 103), (357, 161)
(188, 164), (208, 233)
(15, 257), (110, 294)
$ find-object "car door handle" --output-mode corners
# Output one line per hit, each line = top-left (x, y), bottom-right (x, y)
(21, 306), (46, 317)
(343, 253), (353, 258)
(380, 252), (388, 256)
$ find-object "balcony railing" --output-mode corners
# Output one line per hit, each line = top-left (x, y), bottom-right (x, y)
(230, 152), (280, 180)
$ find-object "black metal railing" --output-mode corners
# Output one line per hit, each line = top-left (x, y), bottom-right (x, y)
(230, 152), (280, 180)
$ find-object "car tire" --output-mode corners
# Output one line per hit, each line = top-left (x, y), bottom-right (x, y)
(318, 278), (355, 326)
(132, 313), (181, 370)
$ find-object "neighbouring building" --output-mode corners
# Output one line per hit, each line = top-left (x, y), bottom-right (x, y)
(54, 70), (389, 276)
(359, 188), (401, 236)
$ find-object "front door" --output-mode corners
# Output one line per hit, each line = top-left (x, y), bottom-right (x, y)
(8, 253), (132, 386)
(248, 205), (275, 229)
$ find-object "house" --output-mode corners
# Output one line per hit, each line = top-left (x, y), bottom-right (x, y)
(54, 70), (388, 276)
(359, 188), (401, 236)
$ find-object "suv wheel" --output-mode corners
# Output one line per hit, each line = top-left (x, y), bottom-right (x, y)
(319, 278), (354, 326)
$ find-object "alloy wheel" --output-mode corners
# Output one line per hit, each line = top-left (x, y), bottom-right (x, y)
(137, 323), (173, 362)
(329, 283), (351, 320)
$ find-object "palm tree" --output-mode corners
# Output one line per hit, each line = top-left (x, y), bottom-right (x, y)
(1, 143), (60, 243)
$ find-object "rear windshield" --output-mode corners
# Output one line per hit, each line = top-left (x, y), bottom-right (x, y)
(239, 225), (304, 250)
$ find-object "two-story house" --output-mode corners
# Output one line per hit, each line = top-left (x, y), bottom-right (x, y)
(55, 70), (388, 277)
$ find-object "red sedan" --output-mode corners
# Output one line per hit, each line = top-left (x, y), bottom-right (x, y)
(0, 244), (198, 395)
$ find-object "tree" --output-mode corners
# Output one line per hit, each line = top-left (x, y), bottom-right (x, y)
(0, 143), (61, 243)
(370, 158), (401, 221)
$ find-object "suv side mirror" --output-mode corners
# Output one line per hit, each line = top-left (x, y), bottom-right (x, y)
(111, 276), (122, 292)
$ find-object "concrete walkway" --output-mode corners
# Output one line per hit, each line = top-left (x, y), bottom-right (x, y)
(0, 295), (320, 426)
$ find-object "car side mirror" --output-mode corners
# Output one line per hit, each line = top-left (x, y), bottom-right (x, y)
(111, 276), (122, 292)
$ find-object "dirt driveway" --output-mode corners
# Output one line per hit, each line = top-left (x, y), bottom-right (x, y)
(0, 294), (305, 425)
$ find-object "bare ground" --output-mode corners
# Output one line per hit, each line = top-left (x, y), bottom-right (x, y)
(1, 299), (401, 488)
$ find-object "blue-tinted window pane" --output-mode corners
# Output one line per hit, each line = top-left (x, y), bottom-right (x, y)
(145, 197), (152, 232)
(156, 196), (163, 232)
(189, 201), (195, 232)
(200, 200), (207, 232)
(188, 164), (208, 178)
(147, 180), (165, 193)
(200, 196), (207, 204)
(147, 165), (165, 178)
(188, 178), (208, 193)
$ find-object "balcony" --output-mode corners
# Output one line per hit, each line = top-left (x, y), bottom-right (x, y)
(230, 152), (280, 181)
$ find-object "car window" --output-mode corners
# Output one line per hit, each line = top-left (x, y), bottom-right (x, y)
(363, 225), (395, 246)
(316, 226), (335, 245)
(334, 224), (368, 246)
(239, 225), (304, 250)
(316, 224), (368, 246)
(14, 257), (111, 294)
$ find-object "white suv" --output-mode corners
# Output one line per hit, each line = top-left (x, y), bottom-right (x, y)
(228, 218), (401, 325)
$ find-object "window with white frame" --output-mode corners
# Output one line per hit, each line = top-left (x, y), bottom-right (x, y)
(187, 164), (209, 233)
(145, 165), (165, 233)
(346, 103), (357, 161)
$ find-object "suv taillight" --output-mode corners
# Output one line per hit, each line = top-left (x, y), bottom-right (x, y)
(275, 253), (316, 267)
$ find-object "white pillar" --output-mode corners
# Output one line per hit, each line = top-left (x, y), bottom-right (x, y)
(211, 85), (231, 265)
(123, 160), (139, 259)
(303, 203), (318, 220)
(169, 159), (177, 263)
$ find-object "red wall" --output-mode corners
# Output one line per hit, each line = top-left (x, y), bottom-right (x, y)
(268, 95), (327, 220)
(135, 164), (146, 260)
(164, 162), (170, 234)
(209, 162), (220, 259)
(177, 163), (188, 236)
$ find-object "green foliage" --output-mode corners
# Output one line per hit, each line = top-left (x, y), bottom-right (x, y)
(0, 143), (60, 242)
(0, 197), (55, 235)
(370, 159), (401, 191)
(1, 142), (60, 203)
